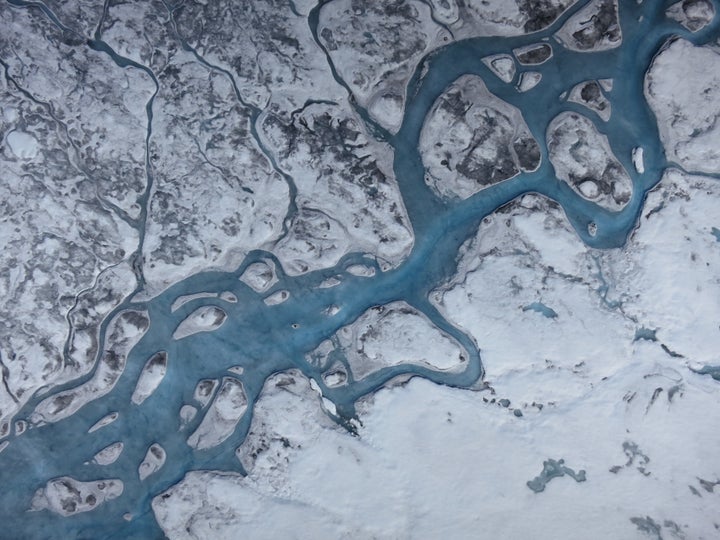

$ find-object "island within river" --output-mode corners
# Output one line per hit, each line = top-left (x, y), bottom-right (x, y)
(1, 0), (720, 538)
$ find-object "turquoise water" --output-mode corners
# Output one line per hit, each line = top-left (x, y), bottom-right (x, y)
(1, 1), (719, 538)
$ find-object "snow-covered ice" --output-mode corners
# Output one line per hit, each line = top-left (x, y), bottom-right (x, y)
(645, 38), (720, 173)
(548, 111), (632, 209)
(555, 0), (622, 51)
(2, 0), (720, 538)
(421, 75), (540, 199)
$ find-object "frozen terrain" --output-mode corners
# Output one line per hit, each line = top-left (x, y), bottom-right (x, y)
(645, 36), (720, 173)
(420, 75), (540, 199)
(548, 111), (632, 210)
(1, 0), (720, 539)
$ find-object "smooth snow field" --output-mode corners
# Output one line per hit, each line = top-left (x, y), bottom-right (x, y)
(1, 0), (720, 538)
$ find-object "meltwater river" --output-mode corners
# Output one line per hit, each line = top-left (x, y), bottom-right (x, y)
(1, 1), (718, 537)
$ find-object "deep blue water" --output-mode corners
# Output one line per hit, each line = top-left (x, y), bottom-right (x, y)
(1, 1), (719, 538)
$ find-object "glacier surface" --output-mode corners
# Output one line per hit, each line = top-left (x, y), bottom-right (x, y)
(1, 0), (720, 538)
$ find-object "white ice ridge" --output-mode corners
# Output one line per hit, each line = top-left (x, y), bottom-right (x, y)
(632, 147), (645, 174)
(87, 412), (119, 434)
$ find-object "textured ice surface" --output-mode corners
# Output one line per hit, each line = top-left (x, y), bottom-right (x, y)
(421, 75), (539, 199)
(1, 0), (720, 538)
(317, 0), (446, 132)
(31, 310), (149, 424)
(172, 307), (227, 340)
(138, 443), (166, 481)
(645, 37), (720, 172)
(31, 477), (124, 517)
(548, 112), (632, 210)
(308, 301), (467, 381)
(666, 0), (715, 32)
(131, 352), (168, 405)
(555, 0), (622, 51)
(568, 80), (612, 121)
(259, 101), (414, 273)
(187, 378), (247, 450)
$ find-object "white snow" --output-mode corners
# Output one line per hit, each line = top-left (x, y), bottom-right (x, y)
(517, 71), (542, 92)
(548, 111), (632, 209)
(430, 0), (576, 39)
(32, 477), (123, 517)
(666, 0), (715, 32)
(170, 293), (218, 313)
(263, 290), (290, 306)
(92, 442), (124, 466)
(514, 43), (553, 65)
(368, 92), (405, 132)
(131, 352), (168, 405)
(260, 101), (414, 275)
(568, 80), (612, 121)
(139, 443), (166, 481)
(345, 264), (376, 278)
(3, 0), (720, 537)
(317, 0), (446, 131)
(187, 378), (247, 450)
(140, 53), (290, 298)
(421, 75), (539, 199)
(645, 38), (720, 172)
(31, 310), (149, 424)
(87, 412), (119, 434)
(192, 379), (219, 409)
(239, 261), (278, 293)
(555, 0), (622, 51)
(5, 130), (39, 159)
(308, 301), (467, 381)
(172, 306), (227, 340)
(155, 171), (720, 539)
(632, 147), (645, 174)
(179, 405), (198, 427)
(482, 54), (516, 83)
